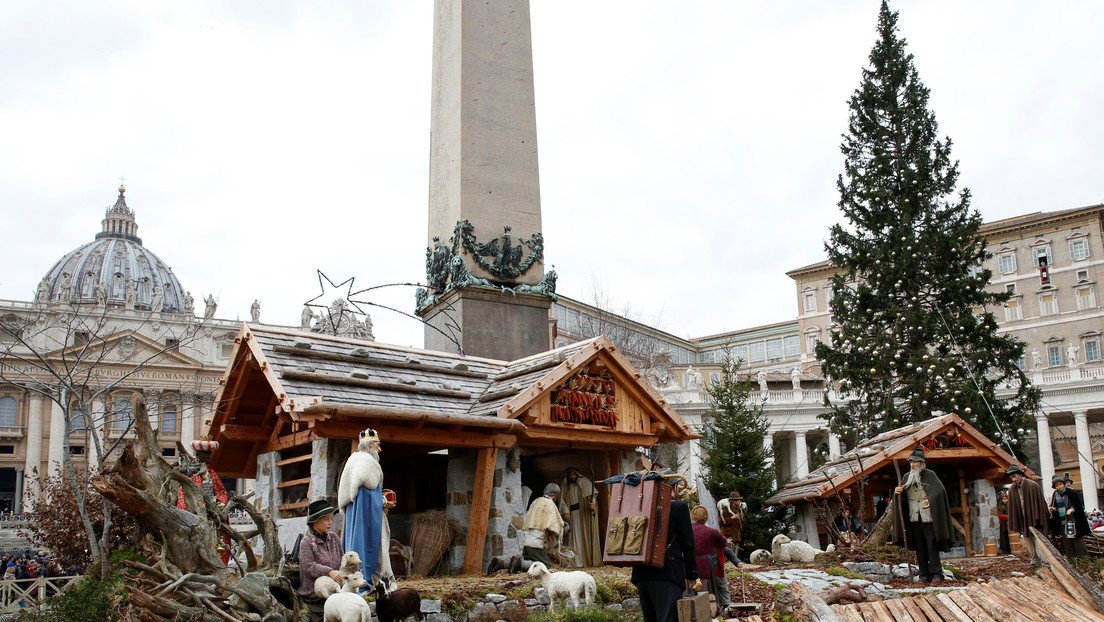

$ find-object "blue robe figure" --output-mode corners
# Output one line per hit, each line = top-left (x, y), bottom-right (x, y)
(338, 428), (393, 585)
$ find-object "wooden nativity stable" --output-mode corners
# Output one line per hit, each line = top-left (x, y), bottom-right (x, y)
(765, 413), (1034, 555)
(206, 325), (695, 573)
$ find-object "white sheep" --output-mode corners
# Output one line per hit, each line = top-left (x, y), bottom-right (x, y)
(323, 572), (372, 622)
(748, 549), (773, 564)
(315, 551), (364, 599)
(526, 561), (596, 610)
(770, 534), (835, 564)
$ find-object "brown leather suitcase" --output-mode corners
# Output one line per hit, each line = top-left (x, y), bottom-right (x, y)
(603, 477), (672, 567)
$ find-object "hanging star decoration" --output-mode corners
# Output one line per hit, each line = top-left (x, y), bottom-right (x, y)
(304, 270), (465, 354)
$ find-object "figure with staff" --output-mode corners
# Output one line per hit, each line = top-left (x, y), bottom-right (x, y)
(892, 448), (953, 584)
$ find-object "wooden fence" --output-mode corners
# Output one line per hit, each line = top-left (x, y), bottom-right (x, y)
(0, 575), (82, 613)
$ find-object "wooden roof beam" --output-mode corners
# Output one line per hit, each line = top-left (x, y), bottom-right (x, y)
(302, 402), (525, 432)
(271, 345), (491, 379)
(280, 369), (472, 399)
(219, 424), (272, 443)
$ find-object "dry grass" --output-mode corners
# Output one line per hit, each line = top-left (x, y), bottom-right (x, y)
(396, 567), (637, 616)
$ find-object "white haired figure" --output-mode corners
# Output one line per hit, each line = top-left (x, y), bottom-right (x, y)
(338, 428), (393, 586)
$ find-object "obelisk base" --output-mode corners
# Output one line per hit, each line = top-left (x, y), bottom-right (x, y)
(421, 287), (552, 361)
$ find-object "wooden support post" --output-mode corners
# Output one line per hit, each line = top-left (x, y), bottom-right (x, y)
(959, 470), (972, 556)
(463, 447), (499, 574)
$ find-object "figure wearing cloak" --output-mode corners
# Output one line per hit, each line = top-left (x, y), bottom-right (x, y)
(338, 428), (393, 585)
(559, 467), (600, 566)
(892, 449), (953, 583)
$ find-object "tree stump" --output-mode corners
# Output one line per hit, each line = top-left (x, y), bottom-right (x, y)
(91, 402), (303, 621)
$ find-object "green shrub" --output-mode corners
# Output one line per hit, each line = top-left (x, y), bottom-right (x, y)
(824, 566), (865, 580)
(9, 548), (141, 622)
(528, 608), (640, 622)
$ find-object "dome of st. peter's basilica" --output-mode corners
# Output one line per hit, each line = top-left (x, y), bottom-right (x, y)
(38, 186), (188, 313)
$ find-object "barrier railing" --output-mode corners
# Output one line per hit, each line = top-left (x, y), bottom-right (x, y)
(0, 575), (82, 612)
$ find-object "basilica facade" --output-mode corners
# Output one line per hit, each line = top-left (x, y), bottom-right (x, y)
(0, 187), (249, 512)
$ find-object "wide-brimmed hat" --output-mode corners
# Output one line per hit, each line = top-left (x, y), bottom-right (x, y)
(1064, 472), (1074, 484)
(906, 448), (926, 463)
(728, 491), (743, 501)
(1052, 474), (1066, 488)
(1005, 464), (1025, 476)
(306, 499), (336, 525)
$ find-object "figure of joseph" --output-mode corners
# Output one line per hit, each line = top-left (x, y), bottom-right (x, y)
(560, 467), (601, 566)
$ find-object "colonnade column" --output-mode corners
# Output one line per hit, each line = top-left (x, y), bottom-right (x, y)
(1074, 410), (1098, 505)
(23, 395), (46, 511)
(48, 401), (66, 477)
(181, 393), (198, 449)
(763, 432), (775, 488)
(828, 433), (841, 460)
(794, 430), (809, 479)
(1034, 412), (1055, 486)
(14, 468), (23, 514)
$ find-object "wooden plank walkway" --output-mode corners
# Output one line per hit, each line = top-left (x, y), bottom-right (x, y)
(740, 575), (1104, 622)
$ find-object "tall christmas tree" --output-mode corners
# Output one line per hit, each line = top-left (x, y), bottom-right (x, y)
(700, 355), (788, 554)
(816, 1), (1040, 451)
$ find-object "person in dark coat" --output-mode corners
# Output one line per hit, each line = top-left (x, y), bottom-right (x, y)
(632, 499), (701, 622)
(1049, 474), (1090, 557)
(1006, 464), (1049, 564)
(892, 448), (953, 583)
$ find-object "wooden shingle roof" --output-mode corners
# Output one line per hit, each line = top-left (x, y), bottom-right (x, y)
(765, 413), (1030, 506)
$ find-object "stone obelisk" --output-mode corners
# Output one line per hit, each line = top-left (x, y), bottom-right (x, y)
(420, 0), (553, 360)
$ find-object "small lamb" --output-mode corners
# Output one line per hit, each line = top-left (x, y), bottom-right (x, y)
(315, 551), (364, 599)
(526, 561), (596, 610)
(770, 534), (835, 564)
(748, 549), (773, 564)
(323, 572), (372, 622)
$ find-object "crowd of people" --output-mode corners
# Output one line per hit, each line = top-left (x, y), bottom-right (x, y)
(0, 552), (80, 582)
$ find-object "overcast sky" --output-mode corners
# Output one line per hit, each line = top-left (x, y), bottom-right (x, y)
(2, 1), (1101, 349)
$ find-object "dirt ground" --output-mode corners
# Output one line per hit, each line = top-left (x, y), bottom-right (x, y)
(393, 554), (1036, 619)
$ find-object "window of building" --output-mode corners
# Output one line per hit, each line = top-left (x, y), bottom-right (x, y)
(824, 287), (834, 308)
(0, 446), (14, 455)
(112, 398), (134, 431)
(805, 332), (819, 355)
(160, 405), (177, 434)
(73, 331), (90, 347)
(161, 447), (176, 457)
(733, 344), (748, 363)
(69, 445), (84, 455)
(0, 326), (18, 343)
(165, 338), (179, 351)
(1084, 337), (1101, 363)
(747, 341), (765, 363)
(767, 338), (784, 361)
(1015, 356), (1025, 370)
(1040, 292), (1058, 316)
(220, 343), (235, 358)
(1005, 283), (1017, 294)
(1070, 238), (1090, 262)
(1077, 270), (1090, 283)
(803, 291), (817, 313)
(1033, 245), (1052, 267)
(71, 409), (87, 431)
(1076, 286), (1095, 310)
(1004, 300), (1023, 321)
(998, 253), (1017, 274)
(0, 397), (16, 428)
(783, 335), (801, 358)
(1047, 344), (1063, 367)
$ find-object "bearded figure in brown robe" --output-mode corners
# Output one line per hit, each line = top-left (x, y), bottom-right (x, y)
(1006, 463), (1049, 564)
